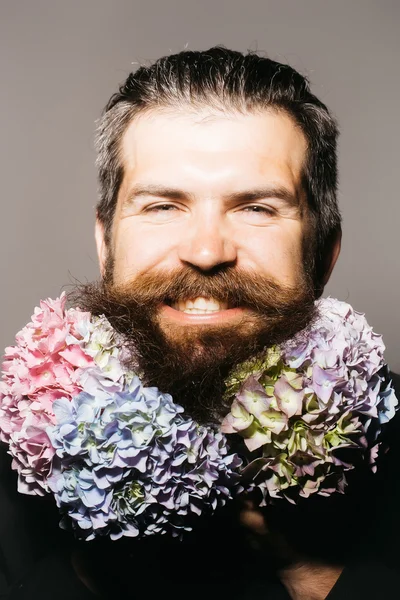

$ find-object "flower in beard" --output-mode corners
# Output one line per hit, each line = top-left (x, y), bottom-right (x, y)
(47, 377), (242, 540)
(222, 298), (398, 503)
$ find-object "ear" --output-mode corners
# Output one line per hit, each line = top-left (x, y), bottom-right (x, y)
(321, 227), (342, 286)
(95, 219), (108, 277)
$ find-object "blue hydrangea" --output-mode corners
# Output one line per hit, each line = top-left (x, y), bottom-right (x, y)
(47, 377), (242, 540)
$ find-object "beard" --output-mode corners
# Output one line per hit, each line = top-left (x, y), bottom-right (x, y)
(70, 261), (317, 424)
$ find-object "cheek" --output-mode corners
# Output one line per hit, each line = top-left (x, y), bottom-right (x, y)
(245, 227), (304, 284)
(112, 222), (177, 280)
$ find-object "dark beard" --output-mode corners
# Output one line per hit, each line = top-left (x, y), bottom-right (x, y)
(69, 264), (317, 424)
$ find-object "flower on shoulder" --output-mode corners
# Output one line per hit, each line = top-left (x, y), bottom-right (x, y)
(0, 295), (129, 494)
(222, 298), (399, 503)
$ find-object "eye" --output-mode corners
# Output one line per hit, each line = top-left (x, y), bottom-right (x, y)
(242, 205), (276, 216)
(146, 203), (178, 212)
(142, 202), (183, 222)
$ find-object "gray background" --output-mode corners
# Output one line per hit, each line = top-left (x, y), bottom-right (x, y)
(1, 0), (399, 371)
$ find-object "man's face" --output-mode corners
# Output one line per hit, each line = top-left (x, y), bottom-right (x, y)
(97, 108), (310, 336)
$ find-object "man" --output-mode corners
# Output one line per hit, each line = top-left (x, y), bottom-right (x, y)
(1, 46), (399, 599)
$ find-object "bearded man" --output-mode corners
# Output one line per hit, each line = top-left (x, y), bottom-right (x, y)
(1, 47), (400, 600)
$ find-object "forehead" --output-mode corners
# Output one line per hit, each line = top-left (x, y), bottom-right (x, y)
(119, 108), (307, 194)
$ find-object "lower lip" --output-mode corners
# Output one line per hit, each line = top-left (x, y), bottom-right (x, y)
(160, 304), (246, 325)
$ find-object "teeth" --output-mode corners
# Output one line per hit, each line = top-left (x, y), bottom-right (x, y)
(172, 296), (228, 313)
(193, 297), (208, 310)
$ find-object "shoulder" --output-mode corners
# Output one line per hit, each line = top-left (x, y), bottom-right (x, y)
(0, 448), (40, 590)
(360, 370), (400, 568)
(379, 370), (400, 456)
(0, 448), (93, 599)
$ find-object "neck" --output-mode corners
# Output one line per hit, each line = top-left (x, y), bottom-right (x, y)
(279, 562), (343, 600)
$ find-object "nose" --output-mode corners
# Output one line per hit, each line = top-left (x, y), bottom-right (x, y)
(177, 214), (237, 271)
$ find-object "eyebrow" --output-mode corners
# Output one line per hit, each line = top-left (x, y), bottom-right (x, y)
(124, 184), (300, 208)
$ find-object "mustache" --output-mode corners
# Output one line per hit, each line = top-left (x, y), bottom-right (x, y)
(83, 266), (316, 316)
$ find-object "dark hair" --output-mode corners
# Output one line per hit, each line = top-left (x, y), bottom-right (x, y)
(95, 46), (341, 289)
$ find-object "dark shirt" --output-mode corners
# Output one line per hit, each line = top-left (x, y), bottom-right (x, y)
(1, 374), (400, 599)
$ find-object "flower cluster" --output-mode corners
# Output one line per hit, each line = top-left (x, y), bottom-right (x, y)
(0, 295), (128, 495)
(47, 379), (241, 540)
(0, 295), (90, 493)
(0, 295), (397, 539)
(0, 294), (241, 539)
(221, 298), (398, 503)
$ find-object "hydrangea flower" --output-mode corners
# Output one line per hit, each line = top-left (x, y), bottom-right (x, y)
(47, 377), (242, 540)
(221, 298), (398, 502)
(0, 294), (127, 494)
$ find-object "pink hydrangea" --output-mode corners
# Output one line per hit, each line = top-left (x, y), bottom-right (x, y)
(0, 294), (93, 494)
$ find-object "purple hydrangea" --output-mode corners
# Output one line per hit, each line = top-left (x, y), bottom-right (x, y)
(47, 377), (242, 540)
(222, 298), (398, 503)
